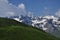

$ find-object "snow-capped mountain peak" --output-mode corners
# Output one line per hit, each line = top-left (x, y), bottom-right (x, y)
(10, 15), (60, 33)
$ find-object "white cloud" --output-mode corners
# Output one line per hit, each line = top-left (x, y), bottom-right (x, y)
(7, 12), (15, 16)
(28, 12), (33, 17)
(18, 3), (25, 9)
(55, 10), (60, 17)
(0, 0), (8, 3)
(0, 0), (32, 17)
(0, 0), (28, 17)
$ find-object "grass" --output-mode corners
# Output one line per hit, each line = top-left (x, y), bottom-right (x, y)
(0, 17), (60, 40)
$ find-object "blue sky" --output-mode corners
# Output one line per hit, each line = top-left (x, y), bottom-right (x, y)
(0, 0), (60, 17)
(8, 0), (60, 16)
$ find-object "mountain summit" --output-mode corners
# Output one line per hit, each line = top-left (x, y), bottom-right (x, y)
(11, 15), (60, 37)
(0, 17), (60, 40)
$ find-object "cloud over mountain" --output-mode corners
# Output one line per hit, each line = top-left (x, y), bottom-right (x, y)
(0, 0), (28, 17)
(55, 10), (60, 17)
(18, 3), (25, 10)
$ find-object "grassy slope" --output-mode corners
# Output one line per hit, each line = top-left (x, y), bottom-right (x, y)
(0, 18), (60, 40)
(52, 30), (60, 38)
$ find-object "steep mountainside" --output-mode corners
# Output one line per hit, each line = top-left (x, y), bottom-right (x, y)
(0, 18), (60, 40)
(12, 15), (60, 32)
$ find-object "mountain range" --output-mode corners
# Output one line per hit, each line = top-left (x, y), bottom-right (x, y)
(0, 17), (60, 40)
(9, 15), (60, 38)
